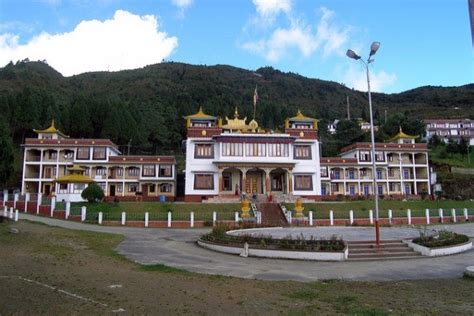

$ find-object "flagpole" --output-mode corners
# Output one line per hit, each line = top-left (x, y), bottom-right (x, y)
(253, 84), (258, 120)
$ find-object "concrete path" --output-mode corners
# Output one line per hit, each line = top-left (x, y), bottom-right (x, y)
(16, 213), (474, 282)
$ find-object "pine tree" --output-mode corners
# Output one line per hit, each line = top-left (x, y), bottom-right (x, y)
(0, 118), (14, 186)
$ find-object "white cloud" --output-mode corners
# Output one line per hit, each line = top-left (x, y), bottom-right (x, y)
(0, 10), (178, 76)
(343, 64), (397, 92)
(172, 0), (193, 9)
(253, 0), (292, 18)
(242, 7), (350, 62)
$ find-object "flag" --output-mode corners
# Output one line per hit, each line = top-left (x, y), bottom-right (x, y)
(253, 85), (258, 119)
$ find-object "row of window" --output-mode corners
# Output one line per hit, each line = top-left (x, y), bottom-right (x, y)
(195, 143), (311, 159)
(322, 183), (413, 195)
(320, 167), (413, 179)
(193, 174), (313, 190)
(41, 165), (173, 178)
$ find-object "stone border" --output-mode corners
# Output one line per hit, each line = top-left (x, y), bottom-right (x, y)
(197, 239), (348, 261)
(403, 239), (473, 257)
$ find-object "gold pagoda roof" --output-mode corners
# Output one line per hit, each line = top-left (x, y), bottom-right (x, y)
(221, 107), (259, 132)
(33, 120), (69, 138)
(387, 127), (418, 142)
(55, 174), (94, 184)
(287, 110), (317, 121)
(184, 107), (216, 120)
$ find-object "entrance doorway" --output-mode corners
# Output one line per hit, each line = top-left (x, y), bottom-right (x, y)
(44, 184), (51, 196)
(110, 185), (116, 197)
(245, 171), (263, 194)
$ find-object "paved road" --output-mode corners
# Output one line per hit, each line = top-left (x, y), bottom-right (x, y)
(16, 213), (474, 282)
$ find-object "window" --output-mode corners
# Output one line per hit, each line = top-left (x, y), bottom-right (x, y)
(149, 184), (156, 193)
(245, 143), (266, 156)
(321, 186), (327, 196)
(349, 185), (356, 195)
(59, 183), (67, 192)
(348, 170), (355, 180)
(76, 147), (90, 160)
(95, 167), (106, 176)
(403, 169), (410, 179)
(97, 183), (106, 192)
(331, 183), (339, 192)
(271, 174), (283, 191)
(142, 165), (156, 177)
(375, 151), (385, 162)
(268, 143), (289, 157)
(222, 172), (232, 191)
(388, 168), (395, 177)
(376, 169), (383, 179)
(159, 165), (172, 177)
(320, 167), (328, 177)
(333, 170), (341, 180)
(378, 185), (383, 195)
(160, 183), (172, 193)
(74, 183), (86, 192)
(404, 184), (411, 195)
(93, 147), (106, 160)
(363, 185), (370, 196)
(128, 167), (140, 177)
(128, 183), (138, 193)
(359, 151), (371, 161)
(294, 175), (312, 190)
(389, 183), (396, 192)
(48, 151), (57, 160)
(294, 145), (311, 159)
(116, 168), (123, 177)
(194, 174), (214, 190)
(222, 143), (243, 156)
(195, 144), (214, 158)
(64, 151), (74, 160)
(116, 184), (123, 193)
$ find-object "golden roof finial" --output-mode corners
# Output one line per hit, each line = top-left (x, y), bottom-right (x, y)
(399, 126), (403, 133)
(51, 119), (55, 129)
(234, 107), (239, 119)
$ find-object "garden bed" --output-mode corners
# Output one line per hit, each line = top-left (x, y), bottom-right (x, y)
(404, 230), (472, 257)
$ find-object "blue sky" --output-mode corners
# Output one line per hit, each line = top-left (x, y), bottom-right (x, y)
(0, 0), (472, 93)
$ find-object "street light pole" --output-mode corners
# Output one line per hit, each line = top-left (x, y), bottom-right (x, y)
(346, 42), (381, 246)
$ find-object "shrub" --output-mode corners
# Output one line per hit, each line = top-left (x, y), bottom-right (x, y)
(81, 182), (104, 203)
(413, 229), (469, 248)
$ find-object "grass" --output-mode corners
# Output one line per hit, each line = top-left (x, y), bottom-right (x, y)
(429, 145), (474, 168)
(140, 263), (189, 274)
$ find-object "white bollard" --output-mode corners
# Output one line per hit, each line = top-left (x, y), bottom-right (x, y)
(13, 193), (18, 209)
(9, 207), (13, 219)
(14, 209), (18, 222)
(81, 206), (87, 222)
(349, 210), (354, 225)
(451, 208), (456, 223)
(369, 209), (373, 225)
(36, 193), (42, 214)
(212, 211), (217, 226)
(50, 205), (54, 217)
(25, 193), (30, 213)
(98, 212), (103, 225)
(235, 211), (239, 223)
(121, 212), (126, 225)
(464, 208), (469, 221)
(3, 206), (7, 217)
(407, 209), (412, 225)
(190, 211), (194, 228)
(425, 208), (430, 224)
(167, 211), (172, 228)
(144, 212), (149, 228)
(3, 190), (7, 205)
(388, 209), (393, 224)
(309, 211), (313, 226)
(65, 202), (71, 219)
(51, 197), (56, 213)
(439, 208), (444, 223)
(257, 211), (262, 225)
(329, 210), (334, 226)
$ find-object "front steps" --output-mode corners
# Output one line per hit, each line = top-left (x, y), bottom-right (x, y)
(257, 203), (288, 227)
(347, 240), (422, 261)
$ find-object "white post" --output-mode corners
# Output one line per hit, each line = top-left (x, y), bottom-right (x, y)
(51, 196), (56, 213)
(369, 209), (373, 225)
(25, 193), (30, 213)
(451, 208), (456, 223)
(388, 209), (393, 224)
(81, 206), (87, 222)
(439, 208), (443, 223)
(98, 212), (103, 225)
(3, 190), (7, 205)
(257, 211), (262, 224)
(36, 193), (42, 214)
(167, 211), (172, 228)
(407, 208), (412, 225)
(65, 202), (71, 219)
(425, 208), (430, 224)
(121, 212), (126, 225)
(3, 206), (7, 217)
(13, 193), (18, 209)
(464, 208), (468, 221)
(14, 209), (18, 222)
(329, 210), (334, 226)
(212, 211), (217, 226)
(9, 207), (13, 219)
(190, 211), (194, 228)
(309, 211), (313, 226)
(144, 212), (149, 228)
(235, 211), (239, 223)
(288, 211), (292, 225)
(349, 210), (354, 225)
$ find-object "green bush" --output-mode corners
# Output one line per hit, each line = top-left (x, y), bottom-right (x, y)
(81, 182), (105, 203)
(413, 229), (469, 248)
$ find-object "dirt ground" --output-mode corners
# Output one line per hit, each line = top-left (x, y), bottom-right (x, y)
(1, 220), (473, 315)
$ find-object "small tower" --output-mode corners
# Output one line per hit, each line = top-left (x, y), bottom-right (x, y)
(33, 120), (69, 140)
(387, 127), (418, 144)
(284, 110), (318, 139)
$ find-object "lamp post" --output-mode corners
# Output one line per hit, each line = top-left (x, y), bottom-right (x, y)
(346, 41), (381, 246)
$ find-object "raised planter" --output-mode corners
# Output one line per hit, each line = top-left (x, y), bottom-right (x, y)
(403, 239), (472, 257)
(197, 239), (348, 261)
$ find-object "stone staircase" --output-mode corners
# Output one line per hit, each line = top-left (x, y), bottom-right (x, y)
(257, 203), (288, 227)
(347, 240), (422, 261)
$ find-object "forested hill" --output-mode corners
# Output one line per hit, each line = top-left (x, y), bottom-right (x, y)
(0, 60), (473, 154)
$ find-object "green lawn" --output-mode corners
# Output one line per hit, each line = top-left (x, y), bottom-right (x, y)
(70, 199), (474, 222)
(70, 202), (239, 222)
(430, 145), (474, 168)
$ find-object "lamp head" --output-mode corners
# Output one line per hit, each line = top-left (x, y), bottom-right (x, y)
(346, 49), (361, 60)
(369, 41), (380, 56)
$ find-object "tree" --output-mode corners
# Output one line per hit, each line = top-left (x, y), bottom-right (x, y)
(335, 119), (365, 150)
(0, 118), (14, 186)
(458, 137), (469, 156)
(81, 182), (104, 202)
